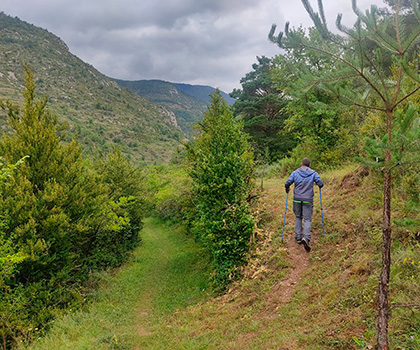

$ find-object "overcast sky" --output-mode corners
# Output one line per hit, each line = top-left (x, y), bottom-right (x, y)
(1, 0), (386, 92)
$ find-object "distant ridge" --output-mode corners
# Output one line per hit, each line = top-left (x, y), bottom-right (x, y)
(172, 83), (236, 106)
(115, 79), (235, 135)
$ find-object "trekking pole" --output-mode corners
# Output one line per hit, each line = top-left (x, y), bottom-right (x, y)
(281, 192), (289, 241)
(319, 187), (325, 236)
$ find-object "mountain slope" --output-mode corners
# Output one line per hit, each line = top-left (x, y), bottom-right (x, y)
(0, 12), (182, 162)
(115, 79), (236, 135)
(115, 79), (208, 135)
(172, 82), (235, 106)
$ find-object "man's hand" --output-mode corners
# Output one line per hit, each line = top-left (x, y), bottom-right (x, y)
(285, 186), (290, 193)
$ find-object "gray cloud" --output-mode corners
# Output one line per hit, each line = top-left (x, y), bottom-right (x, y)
(2, 0), (386, 92)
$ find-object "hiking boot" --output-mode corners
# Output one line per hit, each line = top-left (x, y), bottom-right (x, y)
(302, 239), (311, 252)
(295, 237), (302, 244)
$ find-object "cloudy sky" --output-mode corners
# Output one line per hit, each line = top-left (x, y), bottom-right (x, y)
(2, 0), (386, 92)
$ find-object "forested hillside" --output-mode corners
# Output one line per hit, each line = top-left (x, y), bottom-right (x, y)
(115, 79), (208, 135)
(115, 79), (235, 135)
(0, 13), (181, 162)
(172, 82), (235, 106)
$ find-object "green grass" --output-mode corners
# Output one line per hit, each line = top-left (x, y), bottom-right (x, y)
(23, 218), (211, 350)
(22, 168), (420, 350)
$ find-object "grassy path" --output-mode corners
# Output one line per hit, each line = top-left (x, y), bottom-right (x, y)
(25, 218), (210, 350)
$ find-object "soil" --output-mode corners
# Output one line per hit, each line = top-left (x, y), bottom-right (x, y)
(341, 167), (369, 190)
(255, 183), (322, 320)
(268, 232), (312, 305)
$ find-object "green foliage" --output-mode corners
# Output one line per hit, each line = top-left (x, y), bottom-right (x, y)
(358, 103), (420, 170)
(358, 102), (420, 238)
(0, 66), (145, 348)
(231, 56), (296, 161)
(144, 164), (191, 222)
(0, 157), (29, 289)
(186, 90), (255, 289)
(268, 1), (420, 348)
(18, 218), (211, 350)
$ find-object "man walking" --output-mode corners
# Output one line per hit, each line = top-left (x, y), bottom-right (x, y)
(285, 157), (324, 252)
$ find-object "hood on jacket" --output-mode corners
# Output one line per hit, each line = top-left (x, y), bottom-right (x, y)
(297, 166), (315, 178)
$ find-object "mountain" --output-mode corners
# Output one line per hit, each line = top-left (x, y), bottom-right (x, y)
(115, 79), (207, 135)
(0, 12), (182, 163)
(172, 83), (235, 106)
(115, 79), (236, 135)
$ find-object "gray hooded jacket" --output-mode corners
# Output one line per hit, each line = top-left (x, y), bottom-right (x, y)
(285, 166), (324, 202)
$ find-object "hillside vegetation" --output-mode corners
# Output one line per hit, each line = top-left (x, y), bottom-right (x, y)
(2, 1), (420, 349)
(0, 67), (147, 350)
(21, 167), (420, 350)
(0, 12), (181, 163)
(115, 79), (208, 135)
(115, 80), (235, 135)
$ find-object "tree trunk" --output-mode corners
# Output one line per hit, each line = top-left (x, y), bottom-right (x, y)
(377, 165), (391, 350)
(377, 110), (393, 350)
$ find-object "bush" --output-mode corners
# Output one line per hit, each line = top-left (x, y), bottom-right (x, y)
(145, 164), (191, 222)
(186, 90), (255, 290)
(0, 66), (145, 348)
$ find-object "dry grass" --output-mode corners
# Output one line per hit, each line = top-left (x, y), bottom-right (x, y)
(23, 166), (420, 350)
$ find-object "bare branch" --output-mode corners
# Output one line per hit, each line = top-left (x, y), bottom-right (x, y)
(392, 86), (420, 109)
(391, 303), (420, 310)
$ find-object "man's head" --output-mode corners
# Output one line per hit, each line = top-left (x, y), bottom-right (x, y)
(301, 157), (311, 167)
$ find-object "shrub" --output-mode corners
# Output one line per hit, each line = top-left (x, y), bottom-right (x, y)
(186, 90), (255, 289)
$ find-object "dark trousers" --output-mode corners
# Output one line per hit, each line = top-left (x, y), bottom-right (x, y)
(293, 200), (313, 242)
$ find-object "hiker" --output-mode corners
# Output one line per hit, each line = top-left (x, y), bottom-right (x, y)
(285, 157), (324, 252)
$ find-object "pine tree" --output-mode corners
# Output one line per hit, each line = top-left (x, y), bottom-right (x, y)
(269, 1), (420, 348)
(0, 65), (143, 347)
(231, 56), (296, 161)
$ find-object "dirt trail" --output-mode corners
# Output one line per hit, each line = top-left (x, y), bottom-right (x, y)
(260, 180), (322, 313)
(269, 232), (313, 305)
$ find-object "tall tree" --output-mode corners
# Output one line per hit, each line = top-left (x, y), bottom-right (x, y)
(269, 0), (420, 348)
(231, 56), (295, 161)
(187, 90), (254, 288)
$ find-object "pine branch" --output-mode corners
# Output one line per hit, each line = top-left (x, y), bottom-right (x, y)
(414, 0), (420, 23)
(392, 85), (420, 109)
(294, 41), (389, 103)
(399, 55), (420, 83)
(401, 27), (420, 54)
(394, 0), (403, 51)
(364, 49), (389, 99)
(317, 0), (327, 26)
(309, 81), (387, 111)
(336, 14), (353, 37)
(351, 1), (401, 54)
(301, 0), (331, 40)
